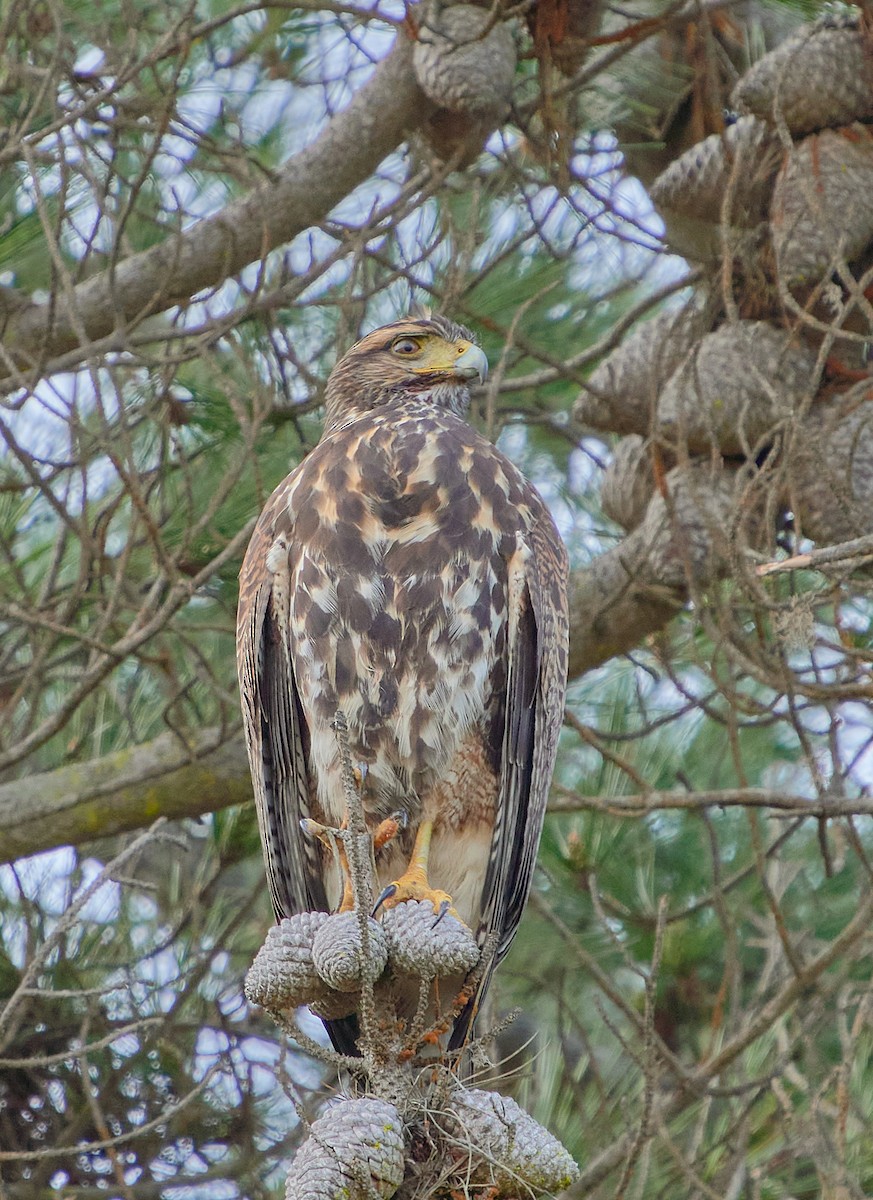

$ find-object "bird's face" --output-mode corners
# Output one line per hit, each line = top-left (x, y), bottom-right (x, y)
(323, 316), (488, 432)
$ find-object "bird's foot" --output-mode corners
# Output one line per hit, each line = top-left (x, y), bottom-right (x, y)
(372, 817), (461, 925)
(302, 809), (408, 914)
(373, 866), (458, 924)
(300, 817), (357, 913)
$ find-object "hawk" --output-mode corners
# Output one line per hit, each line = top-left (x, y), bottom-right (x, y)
(237, 316), (569, 1054)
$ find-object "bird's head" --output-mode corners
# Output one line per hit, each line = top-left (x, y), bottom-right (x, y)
(323, 315), (488, 433)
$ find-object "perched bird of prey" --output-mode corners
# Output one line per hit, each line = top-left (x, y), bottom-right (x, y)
(237, 315), (569, 1054)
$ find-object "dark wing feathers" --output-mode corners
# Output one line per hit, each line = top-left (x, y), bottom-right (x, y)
(238, 508), (361, 1055)
(238, 507), (317, 921)
(486, 586), (539, 957)
(450, 514), (569, 1049)
(258, 589), (325, 918)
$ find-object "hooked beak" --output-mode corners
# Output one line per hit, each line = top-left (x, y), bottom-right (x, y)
(451, 343), (488, 384)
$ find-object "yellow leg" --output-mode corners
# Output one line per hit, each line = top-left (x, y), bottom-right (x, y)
(301, 817), (355, 912)
(302, 811), (406, 913)
(375, 819), (458, 918)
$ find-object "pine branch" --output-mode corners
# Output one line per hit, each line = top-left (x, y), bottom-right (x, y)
(0, 728), (250, 863)
(0, 34), (432, 388)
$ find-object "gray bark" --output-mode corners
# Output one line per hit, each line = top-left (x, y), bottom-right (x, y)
(0, 728), (250, 863)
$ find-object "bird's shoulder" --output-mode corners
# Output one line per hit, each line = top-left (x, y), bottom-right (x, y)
(307, 404), (548, 514)
(244, 402), (567, 585)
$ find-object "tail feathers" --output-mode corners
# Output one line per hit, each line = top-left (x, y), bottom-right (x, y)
(448, 999), (476, 1052)
(324, 1013), (361, 1057)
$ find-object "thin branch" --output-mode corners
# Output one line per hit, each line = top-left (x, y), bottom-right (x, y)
(2, 34), (432, 388)
(756, 532), (873, 577)
(550, 785), (873, 818)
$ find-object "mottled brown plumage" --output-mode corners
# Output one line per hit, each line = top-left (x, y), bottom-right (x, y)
(237, 316), (569, 1054)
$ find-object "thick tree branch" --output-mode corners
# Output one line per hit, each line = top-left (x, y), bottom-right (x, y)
(0, 728), (250, 864)
(1, 35), (432, 384)
(567, 535), (683, 678)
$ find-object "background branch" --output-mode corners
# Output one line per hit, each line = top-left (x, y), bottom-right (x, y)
(0, 729), (249, 863)
(1, 34), (431, 385)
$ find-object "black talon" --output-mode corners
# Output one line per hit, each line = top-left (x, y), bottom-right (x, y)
(432, 899), (451, 928)
(372, 883), (398, 918)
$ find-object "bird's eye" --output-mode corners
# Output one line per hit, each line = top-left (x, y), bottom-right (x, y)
(391, 337), (422, 356)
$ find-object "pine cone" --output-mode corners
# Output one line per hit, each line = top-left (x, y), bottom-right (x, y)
(285, 1097), (405, 1200)
(656, 321), (818, 455)
(771, 125), (873, 290)
(733, 13), (873, 135)
(639, 463), (754, 589)
(600, 435), (654, 532)
(578, 296), (716, 436)
(312, 911), (389, 992)
(649, 116), (780, 227)
(413, 5), (517, 164)
(413, 6), (516, 119)
(245, 912), (329, 1012)
(789, 381), (873, 548)
(381, 900), (480, 978)
(442, 1086), (580, 1194)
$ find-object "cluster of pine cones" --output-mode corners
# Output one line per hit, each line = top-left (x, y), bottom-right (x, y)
(246, 902), (480, 1022)
(280, 1090), (577, 1200)
(579, 11), (873, 570)
(246, 903), (579, 1199)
